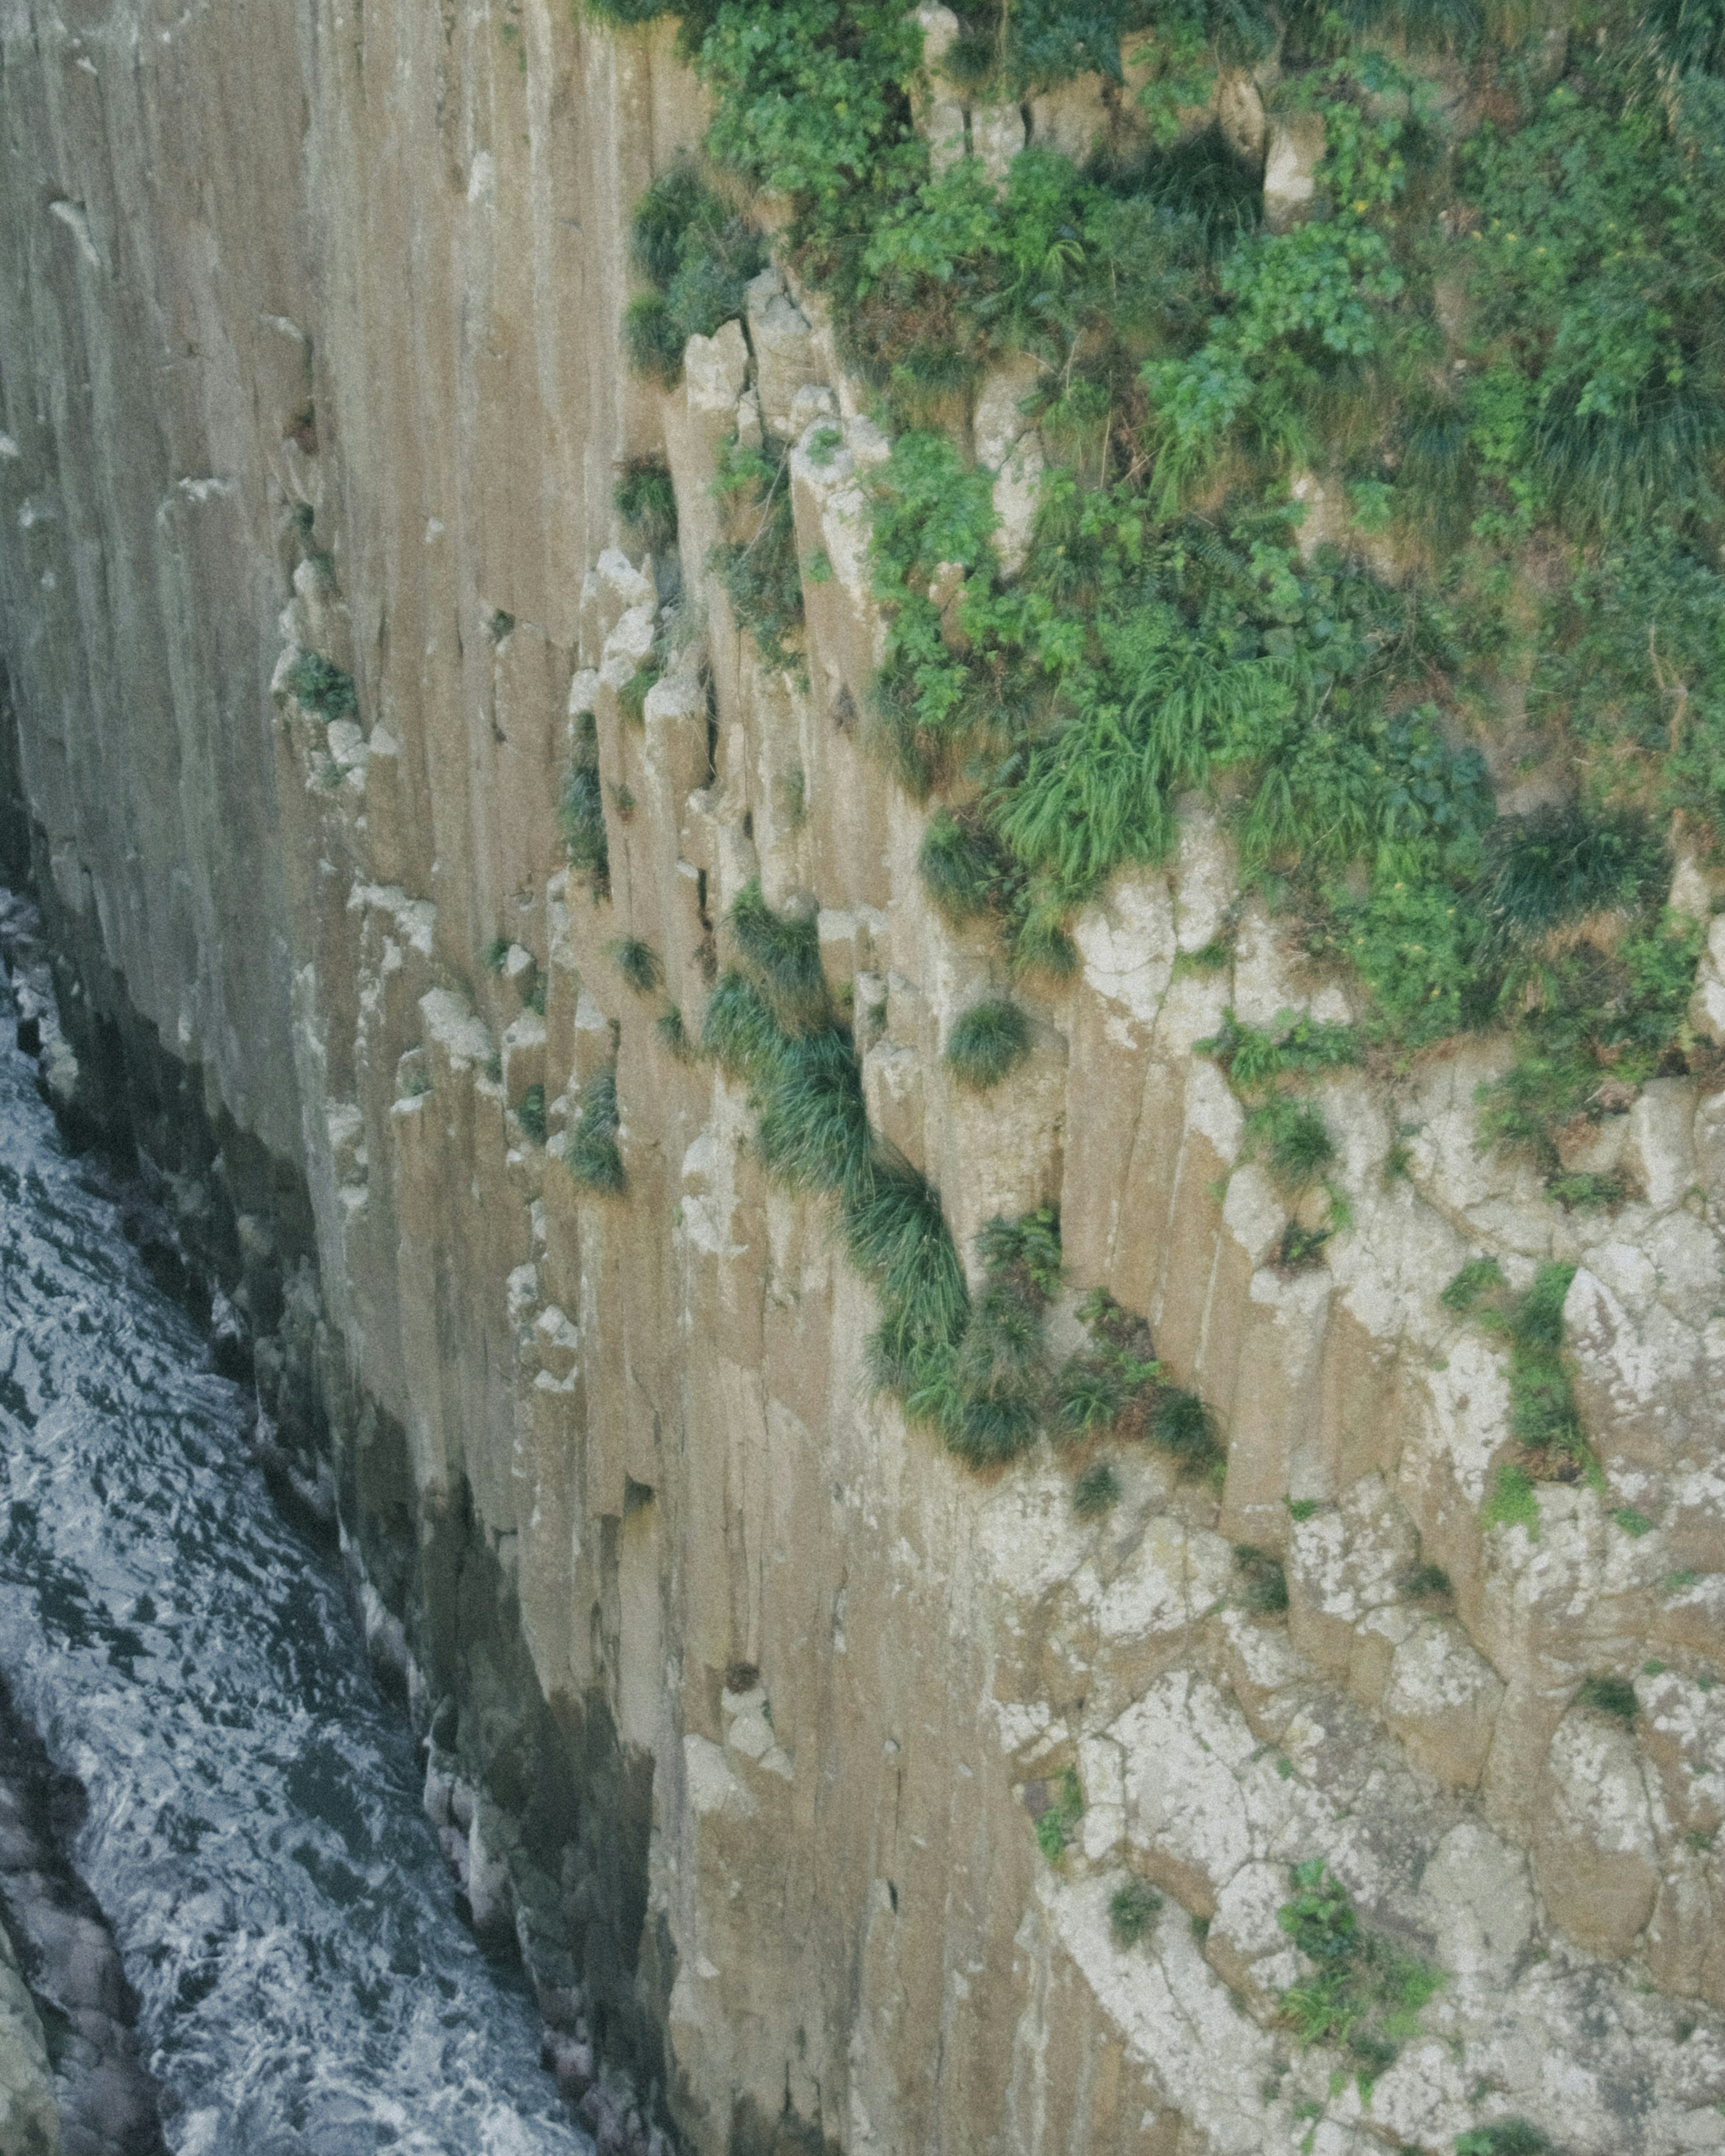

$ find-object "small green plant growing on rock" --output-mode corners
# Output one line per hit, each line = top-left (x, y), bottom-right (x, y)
(710, 434), (805, 673)
(945, 997), (1031, 1091)
(1484, 1463), (1541, 1539)
(483, 936), (512, 975)
(560, 711), (609, 897)
(1151, 1387), (1224, 1480)
(566, 1070), (626, 1195)
(1455, 2123), (1551, 2156)
(1054, 1290), (1159, 1447)
(284, 651), (358, 723)
(1234, 1545), (1289, 1617)
(657, 1006), (699, 1064)
(613, 457), (678, 554)
(1612, 1506), (1654, 1538)
(1577, 1674), (1638, 1726)
(609, 937), (663, 994)
(1073, 1460), (1122, 1518)
(1033, 1766), (1084, 1862)
(618, 658), (662, 726)
(1109, 1877), (1163, 1946)
(1278, 1860), (1442, 2067)
(918, 810), (1007, 926)
(1247, 1096), (1336, 1195)
(728, 880), (827, 1034)
(515, 1084), (547, 1146)
(1442, 1258), (1593, 1505)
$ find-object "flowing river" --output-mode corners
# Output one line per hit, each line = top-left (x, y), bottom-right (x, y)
(0, 966), (589, 2153)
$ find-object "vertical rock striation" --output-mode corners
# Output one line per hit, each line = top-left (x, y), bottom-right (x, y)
(0, 7), (1723, 2154)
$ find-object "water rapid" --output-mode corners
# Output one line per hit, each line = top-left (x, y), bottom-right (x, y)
(0, 971), (590, 2153)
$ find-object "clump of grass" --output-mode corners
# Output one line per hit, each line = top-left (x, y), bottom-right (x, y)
(1246, 1095), (1336, 1194)
(1479, 808), (1662, 948)
(1442, 1258), (1591, 1497)
(1404, 1563), (1452, 1600)
(729, 879), (828, 1034)
(1234, 1545), (1289, 1616)
(1441, 1257), (1506, 1314)
(1053, 1289), (1159, 1447)
(1483, 1463), (1540, 1539)
(1455, 2123), (1552, 2156)
(753, 1029), (871, 1194)
(1612, 1505), (1654, 1538)
(657, 1006), (700, 1063)
(1109, 1877), (1163, 1947)
(515, 1084), (548, 1146)
(1277, 1860), (1443, 2069)
(483, 936), (512, 975)
(945, 998), (1031, 1091)
(609, 937), (663, 994)
(613, 457), (678, 553)
(1276, 1221), (1331, 1272)
(617, 658), (662, 726)
(284, 651), (358, 722)
(918, 810), (1004, 925)
(1577, 1674), (1638, 1726)
(489, 608), (515, 642)
(566, 1070), (626, 1195)
(1074, 1460), (1122, 1518)
(1151, 1387), (1224, 1479)
(561, 710), (609, 895)
(622, 165), (764, 389)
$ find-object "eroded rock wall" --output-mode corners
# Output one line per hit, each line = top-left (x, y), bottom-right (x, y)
(1, 7), (1724, 2155)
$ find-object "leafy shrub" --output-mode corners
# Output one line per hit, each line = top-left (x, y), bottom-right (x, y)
(610, 937), (663, 994)
(515, 1084), (548, 1146)
(1109, 1877), (1164, 1946)
(566, 1070), (626, 1195)
(945, 998), (1032, 1090)
(1199, 1007), (1360, 1089)
(284, 651), (358, 722)
(614, 458), (679, 553)
(1033, 1763), (1085, 1861)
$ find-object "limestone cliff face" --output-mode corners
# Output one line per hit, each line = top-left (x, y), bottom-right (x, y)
(2, 8), (1725, 2154)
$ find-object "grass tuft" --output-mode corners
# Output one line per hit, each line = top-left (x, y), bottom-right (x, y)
(1074, 1460), (1122, 1518)
(729, 880), (828, 1034)
(515, 1084), (547, 1146)
(945, 998), (1032, 1091)
(1234, 1544), (1290, 1616)
(285, 651), (358, 723)
(566, 1070), (626, 1195)
(1151, 1388), (1224, 1477)
(1577, 1673), (1638, 1726)
(1109, 1877), (1163, 1947)
(613, 458), (679, 553)
(609, 937), (664, 994)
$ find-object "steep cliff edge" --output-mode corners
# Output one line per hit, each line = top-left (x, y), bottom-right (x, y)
(3, 3), (1725, 2152)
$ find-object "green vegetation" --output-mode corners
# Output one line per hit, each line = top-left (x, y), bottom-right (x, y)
(1441, 1257), (1593, 1511)
(1404, 1563), (1452, 1599)
(613, 457), (679, 553)
(710, 433), (805, 670)
(1151, 1386), (1225, 1481)
(1278, 1859), (1443, 2072)
(1053, 1288), (1159, 1446)
(1613, 1505), (1654, 1537)
(596, 0), (1725, 1492)
(561, 709), (609, 896)
(566, 1069), (627, 1195)
(621, 0), (1719, 1178)
(728, 878), (827, 1031)
(1234, 1543), (1289, 1616)
(1074, 1459), (1122, 1517)
(284, 651), (358, 723)
(657, 1006), (700, 1063)
(618, 657), (662, 725)
(483, 936), (512, 975)
(1578, 1673), (1638, 1725)
(515, 1083), (548, 1146)
(1034, 1764), (1085, 1861)
(622, 164), (764, 387)
(1109, 1876), (1164, 1946)
(1455, 2123), (1551, 2156)
(610, 937), (664, 994)
(945, 996), (1032, 1090)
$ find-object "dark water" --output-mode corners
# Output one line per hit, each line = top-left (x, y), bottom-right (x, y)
(0, 998), (588, 2152)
